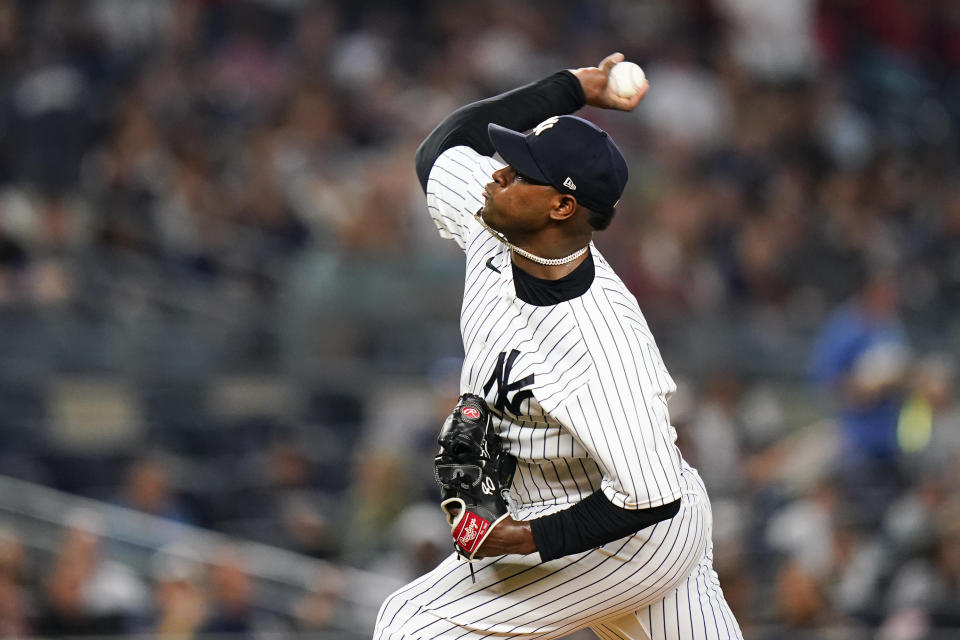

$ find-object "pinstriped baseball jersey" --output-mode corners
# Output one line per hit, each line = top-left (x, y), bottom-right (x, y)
(427, 145), (685, 520)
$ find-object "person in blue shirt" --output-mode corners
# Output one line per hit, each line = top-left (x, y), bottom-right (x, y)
(810, 267), (910, 528)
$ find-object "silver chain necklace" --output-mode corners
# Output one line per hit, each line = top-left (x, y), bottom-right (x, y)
(473, 212), (589, 266)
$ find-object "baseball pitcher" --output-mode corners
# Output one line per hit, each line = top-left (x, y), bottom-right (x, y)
(374, 53), (743, 640)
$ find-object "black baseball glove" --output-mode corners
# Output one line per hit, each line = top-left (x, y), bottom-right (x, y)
(434, 393), (517, 561)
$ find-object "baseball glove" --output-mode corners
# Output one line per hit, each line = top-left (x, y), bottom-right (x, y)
(434, 393), (517, 561)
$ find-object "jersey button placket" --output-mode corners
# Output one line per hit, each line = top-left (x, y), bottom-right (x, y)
(500, 256), (513, 299)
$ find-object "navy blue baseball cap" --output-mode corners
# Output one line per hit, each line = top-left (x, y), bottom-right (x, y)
(487, 115), (628, 214)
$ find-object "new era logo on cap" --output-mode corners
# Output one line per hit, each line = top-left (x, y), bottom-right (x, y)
(487, 115), (628, 214)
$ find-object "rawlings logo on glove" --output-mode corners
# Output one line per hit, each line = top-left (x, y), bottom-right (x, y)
(453, 512), (488, 551)
(434, 394), (517, 562)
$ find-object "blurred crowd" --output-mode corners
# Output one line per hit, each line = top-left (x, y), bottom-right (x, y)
(0, 506), (352, 637)
(0, 0), (958, 637)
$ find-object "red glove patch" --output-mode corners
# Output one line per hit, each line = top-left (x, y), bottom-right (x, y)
(451, 510), (491, 555)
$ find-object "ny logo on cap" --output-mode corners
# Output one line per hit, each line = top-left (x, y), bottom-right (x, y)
(533, 116), (560, 136)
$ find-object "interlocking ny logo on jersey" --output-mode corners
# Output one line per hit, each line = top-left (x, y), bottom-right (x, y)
(483, 349), (534, 415)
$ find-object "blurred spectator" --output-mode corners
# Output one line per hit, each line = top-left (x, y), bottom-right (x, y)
(902, 355), (960, 476)
(35, 558), (117, 637)
(150, 546), (207, 638)
(0, 527), (30, 637)
(116, 457), (193, 524)
(826, 521), (880, 624)
(34, 508), (148, 635)
(367, 501), (452, 583)
(265, 442), (338, 558)
(715, 0), (819, 81)
(810, 267), (910, 528)
(360, 357), (463, 502)
(218, 437), (339, 558)
(640, 49), (732, 149)
(684, 370), (745, 497)
(87, 0), (176, 55)
(765, 480), (838, 584)
(339, 451), (411, 566)
(924, 186), (960, 308)
(882, 480), (946, 610)
(877, 358), (960, 631)
(291, 566), (349, 633)
(928, 498), (960, 627)
(201, 545), (285, 635)
(772, 559), (831, 630)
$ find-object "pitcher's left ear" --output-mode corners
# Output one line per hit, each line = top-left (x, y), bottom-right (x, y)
(549, 194), (578, 221)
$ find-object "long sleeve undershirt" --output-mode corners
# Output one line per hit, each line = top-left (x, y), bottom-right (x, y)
(414, 71), (586, 192)
(530, 492), (681, 562)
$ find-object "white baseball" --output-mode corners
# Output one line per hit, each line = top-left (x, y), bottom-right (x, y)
(607, 61), (646, 98)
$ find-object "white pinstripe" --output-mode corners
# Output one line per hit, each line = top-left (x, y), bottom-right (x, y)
(374, 146), (743, 639)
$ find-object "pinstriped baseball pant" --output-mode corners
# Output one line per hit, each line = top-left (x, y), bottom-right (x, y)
(374, 465), (742, 640)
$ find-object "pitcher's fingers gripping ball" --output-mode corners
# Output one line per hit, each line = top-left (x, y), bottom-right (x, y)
(434, 394), (517, 564)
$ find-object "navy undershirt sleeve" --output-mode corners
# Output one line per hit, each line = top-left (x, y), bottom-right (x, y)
(530, 491), (682, 562)
(414, 71), (586, 192)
